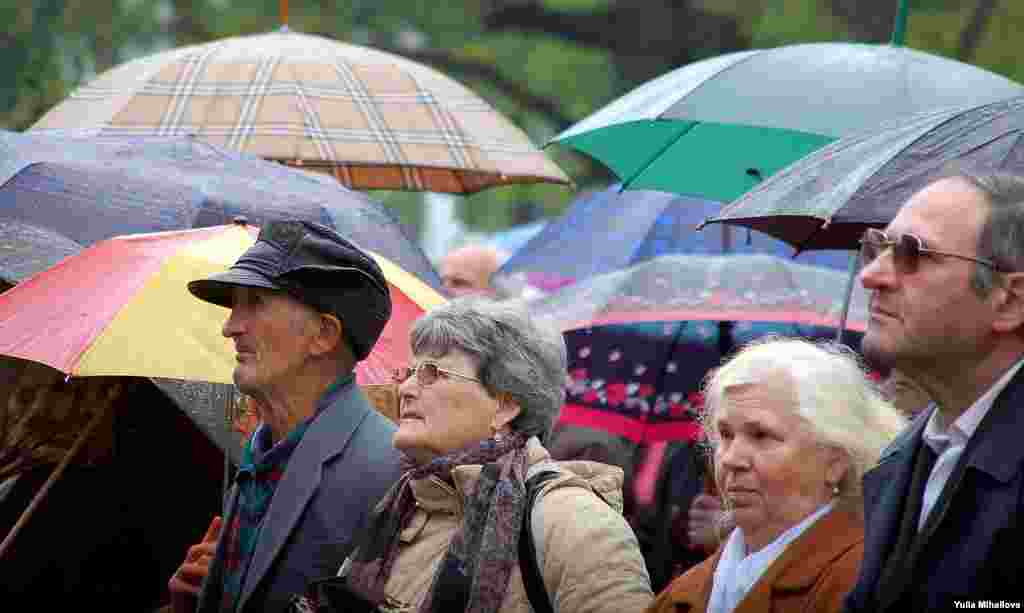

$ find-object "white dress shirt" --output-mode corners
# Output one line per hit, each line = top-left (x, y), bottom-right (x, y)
(708, 501), (836, 613)
(918, 358), (1024, 531)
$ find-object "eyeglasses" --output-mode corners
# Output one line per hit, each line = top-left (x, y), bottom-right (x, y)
(392, 361), (481, 386)
(859, 228), (1001, 274)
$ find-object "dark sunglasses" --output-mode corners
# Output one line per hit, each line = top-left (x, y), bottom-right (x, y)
(392, 361), (481, 386)
(859, 228), (1001, 274)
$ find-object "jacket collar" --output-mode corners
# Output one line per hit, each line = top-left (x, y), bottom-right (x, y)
(408, 437), (554, 515)
(874, 364), (1024, 483)
(765, 507), (863, 591)
(879, 407), (930, 464)
(964, 364), (1024, 483)
(240, 377), (370, 608)
(661, 507), (863, 612)
(406, 437), (628, 514)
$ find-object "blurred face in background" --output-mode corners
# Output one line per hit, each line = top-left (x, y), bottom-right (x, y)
(440, 245), (505, 297)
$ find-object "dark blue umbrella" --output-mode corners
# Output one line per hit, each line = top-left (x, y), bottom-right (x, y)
(0, 130), (441, 291)
(496, 185), (851, 291)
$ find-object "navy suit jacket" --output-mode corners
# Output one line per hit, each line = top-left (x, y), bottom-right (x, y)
(197, 379), (402, 613)
(846, 366), (1024, 612)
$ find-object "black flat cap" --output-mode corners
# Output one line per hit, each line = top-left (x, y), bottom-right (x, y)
(188, 220), (391, 361)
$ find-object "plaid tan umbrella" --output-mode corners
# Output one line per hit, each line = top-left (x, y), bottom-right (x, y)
(30, 28), (570, 194)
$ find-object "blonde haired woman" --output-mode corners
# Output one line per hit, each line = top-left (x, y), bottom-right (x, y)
(647, 338), (905, 613)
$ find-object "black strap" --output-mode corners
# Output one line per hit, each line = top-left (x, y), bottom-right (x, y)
(520, 471), (560, 613)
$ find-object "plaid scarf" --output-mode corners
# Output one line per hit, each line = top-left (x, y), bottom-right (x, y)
(345, 431), (530, 613)
(220, 418), (313, 612)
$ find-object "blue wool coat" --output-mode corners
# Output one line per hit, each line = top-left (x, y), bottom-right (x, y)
(845, 367), (1024, 612)
(197, 380), (402, 613)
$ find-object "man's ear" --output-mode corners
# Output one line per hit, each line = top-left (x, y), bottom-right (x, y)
(992, 272), (1024, 334)
(310, 313), (344, 357)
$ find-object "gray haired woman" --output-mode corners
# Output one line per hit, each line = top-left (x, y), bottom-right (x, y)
(329, 297), (653, 613)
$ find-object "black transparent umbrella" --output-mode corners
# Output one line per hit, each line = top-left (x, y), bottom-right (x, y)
(703, 96), (1024, 251)
(702, 95), (1024, 340)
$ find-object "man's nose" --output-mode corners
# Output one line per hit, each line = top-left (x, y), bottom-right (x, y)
(859, 250), (894, 291)
(222, 308), (243, 338)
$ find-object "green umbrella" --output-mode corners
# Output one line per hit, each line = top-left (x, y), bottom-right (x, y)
(551, 42), (1022, 202)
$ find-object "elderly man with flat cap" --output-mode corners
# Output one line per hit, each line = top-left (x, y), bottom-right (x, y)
(166, 220), (403, 613)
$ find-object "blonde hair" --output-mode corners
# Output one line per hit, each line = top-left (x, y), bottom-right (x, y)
(702, 337), (906, 507)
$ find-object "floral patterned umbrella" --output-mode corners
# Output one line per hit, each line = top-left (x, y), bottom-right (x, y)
(561, 320), (849, 443)
(525, 253), (868, 442)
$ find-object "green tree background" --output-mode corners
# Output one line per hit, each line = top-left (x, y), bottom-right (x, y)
(2, 0), (1019, 236)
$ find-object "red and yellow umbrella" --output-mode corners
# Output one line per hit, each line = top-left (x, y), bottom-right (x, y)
(0, 223), (444, 384)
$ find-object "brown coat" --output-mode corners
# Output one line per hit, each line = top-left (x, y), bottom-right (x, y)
(646, 506), (864, 613)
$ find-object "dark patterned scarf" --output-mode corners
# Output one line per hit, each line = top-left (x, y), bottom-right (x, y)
(345, 431), (530, 613)
(221, 419), (312, 612)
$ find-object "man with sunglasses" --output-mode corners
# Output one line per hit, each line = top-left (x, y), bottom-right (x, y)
(846, 171), (1024, 612)
(167, 220), (402, 613)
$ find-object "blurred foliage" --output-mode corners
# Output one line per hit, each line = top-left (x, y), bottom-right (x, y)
(1, 0), (1022, 237)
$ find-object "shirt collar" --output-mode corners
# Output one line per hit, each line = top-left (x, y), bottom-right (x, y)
(923, 357), (1024, 453)
(248, 372), (355, 465)
(316, 371), (355, 413)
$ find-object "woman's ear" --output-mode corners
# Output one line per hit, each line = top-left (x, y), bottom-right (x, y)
(492, 393), (522, 432)
(824, 446), (851, 491)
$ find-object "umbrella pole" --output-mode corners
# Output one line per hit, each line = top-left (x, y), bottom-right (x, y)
(0, 408), (105, 561)
(891, 0), (909, 46)
(834, 251), (860, 344)
(223, 389), (235, 505)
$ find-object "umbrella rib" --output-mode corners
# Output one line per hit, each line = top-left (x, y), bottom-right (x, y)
(621, 121), (698, 191)
(285, 60), (334, 163)
(661, 48), (767, 118)
(158, 42), (225, 137)
(229, 54), (281, 151)
(328, 58), (413, 186)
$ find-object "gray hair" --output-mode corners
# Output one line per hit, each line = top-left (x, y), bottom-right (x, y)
(702, 337), (906, 509)
(409, 296), (568, 443)
(950, 170), (1024, 295)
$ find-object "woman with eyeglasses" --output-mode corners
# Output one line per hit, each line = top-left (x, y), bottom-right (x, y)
(310, 296), (653, 613)
(646, 338), (905, 613)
